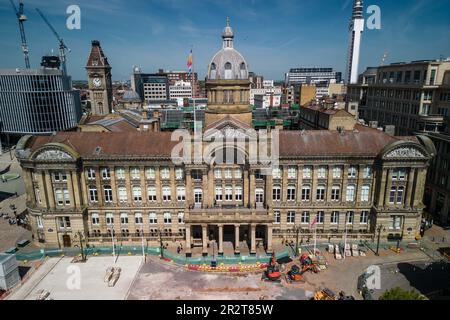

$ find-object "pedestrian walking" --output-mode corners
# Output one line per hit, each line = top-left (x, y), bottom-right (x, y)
(177, 246), (181, 254)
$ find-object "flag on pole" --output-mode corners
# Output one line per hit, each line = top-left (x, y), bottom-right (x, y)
(187, 50), (193, 75)
(311, 216), (317, 228)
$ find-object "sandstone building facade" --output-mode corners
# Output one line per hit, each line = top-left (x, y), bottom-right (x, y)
(16, 20), (435, 257)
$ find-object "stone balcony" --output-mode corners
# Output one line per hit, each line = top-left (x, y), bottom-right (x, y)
(186, 204), (271, 223)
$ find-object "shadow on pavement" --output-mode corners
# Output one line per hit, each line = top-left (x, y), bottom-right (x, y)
(397, 261), (450, 299)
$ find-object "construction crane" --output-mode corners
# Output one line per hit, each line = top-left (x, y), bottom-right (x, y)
(35, 8), (70, 76)
(9, 0), (30, 69)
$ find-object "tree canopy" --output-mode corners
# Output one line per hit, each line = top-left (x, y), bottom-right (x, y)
(379, 287), (425, 300)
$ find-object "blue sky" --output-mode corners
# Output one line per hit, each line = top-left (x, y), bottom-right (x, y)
(1, 0), (449, 81)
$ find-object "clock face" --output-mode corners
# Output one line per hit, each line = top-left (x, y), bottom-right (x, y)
(93, 78), (102, 88)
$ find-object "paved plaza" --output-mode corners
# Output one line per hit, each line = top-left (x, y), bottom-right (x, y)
(0, 152), (25, 198)
(0, 195), (35, 253)
(7, 256), (143, 300)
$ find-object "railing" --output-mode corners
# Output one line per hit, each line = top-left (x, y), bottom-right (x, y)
(87, 233), (185, 243)
(273, 230), (374, 241)
(189, 204), (268, 215)
(11, 246), (291, 266)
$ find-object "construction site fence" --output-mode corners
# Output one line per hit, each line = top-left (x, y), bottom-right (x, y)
(12, 239), (429, 264)
(12, 247), (291, 265)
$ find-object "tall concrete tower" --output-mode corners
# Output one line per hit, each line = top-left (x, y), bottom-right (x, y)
(346, 0), (364, 84)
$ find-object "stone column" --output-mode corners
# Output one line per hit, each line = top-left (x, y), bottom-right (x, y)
(297, 165), (303, 201)
(66, 172), (75, 208)
(170, 167), (176, 203)
(356, 165), (365, 204)
(140, 167), (147, 204)
(155, 167), (162, 205)
(250, 224), (256, 255)
(81, 171), (90, 207)
(208, 167), (214, 206)
(249, 171), (256, 207)
(243, 169), (249, 207)
(186, 169), (192, 206)
(266, 172), (273, 207)
(202, 224), (208, 256)
(341, 165), (348, 205)
(71, 171), (81, 209)
(37, 171), (48, 208)
(44, 171), (55, 209)
(266, 225), (273, 254)
(110, 167), (117, 205)
(282, 166), (288, 203)
(96, 167), (104, 206)
(24, 169), (34, 204)
(378, 169), (388, 207)
(185, 225), (192, 257)
(405, 168), (416, 208)
(218, 224), (224, 255)
(235, 224), (240, 255)
(384, 169), (392, 206)
(326, 166), (333, 203)
(202, 170), (208, 208)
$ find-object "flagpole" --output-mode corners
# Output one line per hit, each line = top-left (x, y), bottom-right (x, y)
(311, 215), (317, 256)
(344, 223), (348, 260)
(141, 231), (146, 263)
(190, 45), (197, 133)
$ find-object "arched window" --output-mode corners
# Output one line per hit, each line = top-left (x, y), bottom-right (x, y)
(225, 62), (232, 70)
(210, 63), (217, 79)
(240, 62), (246, 70)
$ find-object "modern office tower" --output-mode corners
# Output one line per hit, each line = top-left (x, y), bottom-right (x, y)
(0, 65), (82, 136)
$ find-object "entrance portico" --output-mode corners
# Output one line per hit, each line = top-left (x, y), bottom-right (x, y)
(185, 223), (273, 258)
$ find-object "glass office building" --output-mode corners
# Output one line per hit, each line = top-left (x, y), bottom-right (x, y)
(0, 68), (82, 135)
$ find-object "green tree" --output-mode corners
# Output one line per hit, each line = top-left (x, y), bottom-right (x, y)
(379, 287), (425, 300)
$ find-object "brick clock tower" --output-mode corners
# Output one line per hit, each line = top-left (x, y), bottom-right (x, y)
(86, 40), (113, 116)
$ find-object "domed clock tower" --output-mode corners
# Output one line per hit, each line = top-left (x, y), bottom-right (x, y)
(205, 18), (252, 127)
(86, 40), (113, 116)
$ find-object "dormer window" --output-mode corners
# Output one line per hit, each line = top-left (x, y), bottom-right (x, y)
(224, 62), (232, 79)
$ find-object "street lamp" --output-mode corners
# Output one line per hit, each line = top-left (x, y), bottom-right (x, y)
(140, 230), (146, 263)
(109, 226), (116, 262)
(294, 226), (301, 257)
(159, 228), (164, 259)
(74, 231), (87, 262)
(375, 224), (386, 256)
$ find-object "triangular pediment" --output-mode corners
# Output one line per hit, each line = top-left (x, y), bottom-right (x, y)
(204, 116), (256, 140)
